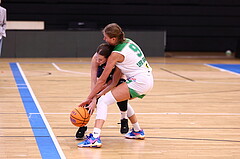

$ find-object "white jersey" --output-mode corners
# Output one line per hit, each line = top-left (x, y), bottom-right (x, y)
(113, 38), (152, 79)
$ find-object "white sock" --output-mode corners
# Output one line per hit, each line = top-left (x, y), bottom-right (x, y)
(132, 122), (141, 132)
(93, 128), (101, 138)
(121, 111), (127, 119)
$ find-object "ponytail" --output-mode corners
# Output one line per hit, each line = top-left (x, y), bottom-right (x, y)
(102, 23), (125, 44)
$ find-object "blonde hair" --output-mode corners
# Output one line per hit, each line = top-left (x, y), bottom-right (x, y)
(102, 23), (125, 44)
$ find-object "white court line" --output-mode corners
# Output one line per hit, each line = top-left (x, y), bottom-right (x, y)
(29, 112), (240, 116)
(16, 63), (66, 159)
(52, 63), (90, 75)
(154, 78), (240, 85)
(204, 64), (240, 76)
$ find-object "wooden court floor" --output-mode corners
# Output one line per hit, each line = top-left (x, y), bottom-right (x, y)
(0, 55), (240, 159)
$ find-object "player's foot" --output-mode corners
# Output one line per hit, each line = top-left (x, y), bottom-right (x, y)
(120, 118), (129, 134)
(77, 133), (102, 148)
(125, 129), (145, 140)
(75, 126), (87, 140)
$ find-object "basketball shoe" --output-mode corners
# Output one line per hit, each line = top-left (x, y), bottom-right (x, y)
(125, 129), (145, 140)
(75, 126), (87, 140)
(77, 133), (102, 148)
(120, 118), (129, 134)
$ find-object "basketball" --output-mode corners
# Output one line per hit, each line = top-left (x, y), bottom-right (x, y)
(70, 107), (90, 127)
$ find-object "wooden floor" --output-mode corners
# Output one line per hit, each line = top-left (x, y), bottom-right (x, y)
(0, 54), (240, 159)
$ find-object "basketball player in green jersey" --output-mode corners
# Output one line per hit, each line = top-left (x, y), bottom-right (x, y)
(78, 23), (153, 148)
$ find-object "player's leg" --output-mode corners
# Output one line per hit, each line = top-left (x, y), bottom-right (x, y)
(78, 83), (130, 148)
(117, 100), (129, 134)
(75, 104), (92, 140)
(125, 103), (145, 140)
(92, 83), (144, 138)
(116, 79), (129, 133)
(75, 126), (87, 140)
(123, 73), (154, 140)
(93, 82), (131, 129)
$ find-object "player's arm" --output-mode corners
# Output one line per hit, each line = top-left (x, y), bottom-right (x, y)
(79, 52), (123, 106)
(84, 53), (99, 113)
(97, 66), (122, 97)
(90, 53), (98, 90)
(88, 52), (121, 98)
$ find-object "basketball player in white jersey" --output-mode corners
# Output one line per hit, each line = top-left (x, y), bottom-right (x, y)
(78, 23), (154, 148)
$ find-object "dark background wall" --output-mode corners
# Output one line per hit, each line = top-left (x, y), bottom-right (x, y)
(2, 0), (240, 53)
(2, 31), (165, 57)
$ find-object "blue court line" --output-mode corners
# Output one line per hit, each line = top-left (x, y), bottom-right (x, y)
(10, 63), (65, 159)
(207, 64), (240, 74)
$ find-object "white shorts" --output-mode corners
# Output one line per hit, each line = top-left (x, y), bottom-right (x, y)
(126, 72), (153, 98)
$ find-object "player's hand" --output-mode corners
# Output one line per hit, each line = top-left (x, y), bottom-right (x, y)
(85, 97), (97, 115)
(85, 102), (96, 115)
(78, 98), (92, 107)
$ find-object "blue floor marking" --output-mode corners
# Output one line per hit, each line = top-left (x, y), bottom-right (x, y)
(208, 64), (240, 74)
(10, 63), (62, 159)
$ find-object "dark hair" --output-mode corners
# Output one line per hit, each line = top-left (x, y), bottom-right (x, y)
(96, 43), (114, 58)
(102, 23), (125, 44)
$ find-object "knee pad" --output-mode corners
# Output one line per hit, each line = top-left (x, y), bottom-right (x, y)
(96, 92), (117, 120)
(117, 100), (128, 111)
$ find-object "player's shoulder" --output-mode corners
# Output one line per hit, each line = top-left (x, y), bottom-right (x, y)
(113, 38), (131, 52)
(108, 51), (124, 63)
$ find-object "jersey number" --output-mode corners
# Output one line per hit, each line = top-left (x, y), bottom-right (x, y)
(129, 43), (143, 57)
(129, 43), (148, 67)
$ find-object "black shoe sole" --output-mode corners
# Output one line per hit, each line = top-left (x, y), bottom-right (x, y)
(120, 119), (129, 134)
(75, 126), (87, 139)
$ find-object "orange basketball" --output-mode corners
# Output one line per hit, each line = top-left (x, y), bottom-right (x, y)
(70, 107), (90, 127)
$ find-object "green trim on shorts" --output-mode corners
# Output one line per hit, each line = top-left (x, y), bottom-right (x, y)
(126, 80), (132, 84)
(129, 88), (146, 99)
